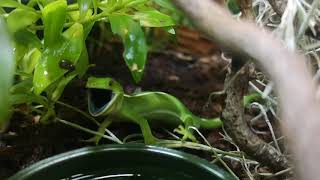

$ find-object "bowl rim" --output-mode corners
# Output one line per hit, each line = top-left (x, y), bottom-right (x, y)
(9, 144), (235, 180)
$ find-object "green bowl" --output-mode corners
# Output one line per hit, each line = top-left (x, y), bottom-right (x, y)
(9, 144), (235, 180)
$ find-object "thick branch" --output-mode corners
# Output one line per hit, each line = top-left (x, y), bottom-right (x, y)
(222, 64), (291, 173)
(172, 0), (320, 179)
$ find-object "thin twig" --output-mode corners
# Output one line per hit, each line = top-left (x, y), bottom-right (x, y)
(56, 117), (123, 144)
(56, 101), (100, 126)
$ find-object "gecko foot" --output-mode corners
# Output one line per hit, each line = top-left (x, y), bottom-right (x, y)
(174, 125), (198, 142)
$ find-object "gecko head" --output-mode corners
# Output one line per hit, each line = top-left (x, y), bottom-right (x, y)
(86, 77), (124, 117)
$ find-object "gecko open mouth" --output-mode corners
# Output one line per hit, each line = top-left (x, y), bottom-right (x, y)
(88, 88), (116, 116)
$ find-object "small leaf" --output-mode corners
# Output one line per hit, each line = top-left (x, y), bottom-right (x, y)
(42, 0), (67, 48)
(132, 10), (175, 27)
(33, 23), (84, 95)
(10, 93), (48, 106)
(14, 29), (42, 50)
(7, 8), (39, 33)
(51, 73), (77, 101)
(13, 30), (42, 65)
(10, 78), (33, 94)
(163, 26), (175, 34)
(78, 0), (92, 20)
(92, 0), (98, 14)
(99, 0), (121, 13)
(83, 21), (95, 39)
(61, 23), (84, 61)
(153, 0), (176, 11)
(109, 15), (147, 83)
(0, 0), (35, 11)
(68, 9), (93, 22)
(14, 42), (29, 63)
(20, 48), (41, 74)
(75, 22), (94, 77)
(227, 0), (241, 14)
(33, 49), (62, 95)
(76, 44), (89, 77)
(0, 17), (14, 128)
(125, 0), (148, 7)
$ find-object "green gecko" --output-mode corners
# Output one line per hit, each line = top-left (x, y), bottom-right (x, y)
(86, 77), (223, 144)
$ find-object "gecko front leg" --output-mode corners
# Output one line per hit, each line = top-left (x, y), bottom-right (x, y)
(126, 113), (158, 144)
(84, 118), (113, 145)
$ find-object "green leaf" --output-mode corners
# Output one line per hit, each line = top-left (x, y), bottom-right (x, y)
(42, 0), (67, 48)
(75, 22), (93, 77)
(14, 30), (42, 50)
(153, 0), (176, 11)
(92, 0), (98, 14)
(33, 23), (84, 95)
(110, 15), (147, 83)
(125, 0), (148, 7)
(83, 21), (95, 39)
(13, 30), (42, 66)
(99, 0), (122, 13)
(163, 26), (175, 34)
(10, 78), (33, 94)
(132, 10), (175, 27)
(33, 49), (62, 95)
(76, 44), (89, 77)
(10, 93), (48, 106)
(51, 73), (77, 101)
(20, 48), (41, 74)
(14, 42), (29, 63)
(0, 0), (35, 11)
(7, 8), (39, 33)
(0, 17), (14, 128)
(68, 9), (93, 23)
(78, 0), (92, 20)
(227, 0), (241, 14)
(61, 23), (84, 61)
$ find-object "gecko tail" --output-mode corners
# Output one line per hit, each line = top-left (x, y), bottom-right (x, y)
(197, 117), (223, 129)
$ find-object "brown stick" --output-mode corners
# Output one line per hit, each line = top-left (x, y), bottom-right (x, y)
(172, 0), (320, 179)
(222, 64), (291, 173)
(267, 0), (286, 15)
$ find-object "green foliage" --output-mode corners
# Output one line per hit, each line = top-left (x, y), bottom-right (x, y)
(153, 0), (176, 11)
(0, 17), (14, 129)
(110, 15), (147, 82)
(227, 0), (241, 14)
(0, 0), (175, 127)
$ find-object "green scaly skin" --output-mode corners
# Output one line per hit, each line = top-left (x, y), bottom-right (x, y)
(86, 77), (223, 144)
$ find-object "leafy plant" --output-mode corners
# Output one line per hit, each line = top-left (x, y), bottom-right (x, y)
(0, 17), (14, 130)
(0, 0), (175, 127)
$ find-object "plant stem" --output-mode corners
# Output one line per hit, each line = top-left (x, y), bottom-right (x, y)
(56, 117), (123, 144)
(56, 101), (100, 126)
(156, 140), (243, 158)
(30, 12), (109, 30)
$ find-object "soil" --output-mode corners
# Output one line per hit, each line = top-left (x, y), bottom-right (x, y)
(0, 27), (236, 179)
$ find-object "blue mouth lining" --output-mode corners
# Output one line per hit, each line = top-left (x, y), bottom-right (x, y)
(88, 89), (115, 115)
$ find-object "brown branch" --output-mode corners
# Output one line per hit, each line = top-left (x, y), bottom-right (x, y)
(225, 1), (291, 172)
(172, 0), (320, 179)
(267, 0), (286, 16)
(238, 0), (255, 20)
(222, 63), (292, 174)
